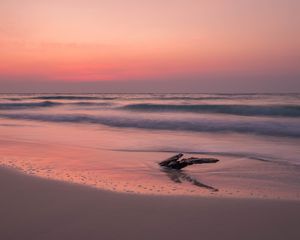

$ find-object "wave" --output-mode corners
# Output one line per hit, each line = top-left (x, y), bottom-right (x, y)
(3, 98), (24, 101)
(31, 96), (115, 100)
(0, 113), (299, 138)
(71, 101), (113, 106)
(121, 103), (300, 117)
(0, 101), (61, 110)
(0, 101), (114, 110)
(2, 95), (232, 101)
(124, 96), (242, 100)
(2, 93), (299, 102)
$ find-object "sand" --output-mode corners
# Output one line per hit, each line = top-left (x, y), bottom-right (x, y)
(0, 167), (299, 240)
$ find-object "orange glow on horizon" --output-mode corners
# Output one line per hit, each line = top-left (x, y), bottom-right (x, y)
(0, 0), (299, 84)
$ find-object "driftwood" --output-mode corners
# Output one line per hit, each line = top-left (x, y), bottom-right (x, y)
(159, 153), (219, 170)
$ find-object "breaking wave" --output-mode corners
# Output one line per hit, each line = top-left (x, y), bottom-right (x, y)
(0, 101), (61, 110)
(31, 95), (116, 100)
(0, 113), (299, 138)
(121, 103), (300, 117)
(71, 101), (113, 106)
(0, 101), (114, 110)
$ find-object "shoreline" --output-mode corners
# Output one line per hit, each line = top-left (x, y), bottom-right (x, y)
(1, 166), (299, 240)
(2, 164), (300, 202)
(1, 163), (300, 202)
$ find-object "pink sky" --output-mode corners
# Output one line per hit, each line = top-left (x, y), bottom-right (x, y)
(0, 0), (299, 92)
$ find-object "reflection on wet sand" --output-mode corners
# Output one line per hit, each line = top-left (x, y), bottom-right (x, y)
(161, 168), (218, 192)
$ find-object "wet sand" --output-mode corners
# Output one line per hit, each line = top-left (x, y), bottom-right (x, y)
(1, 118), (300, 200)
(1, 131), (300, 200)
(1, 166), (299, 240)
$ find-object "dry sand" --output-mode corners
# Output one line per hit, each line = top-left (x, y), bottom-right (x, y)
(0, 167), (299, 240)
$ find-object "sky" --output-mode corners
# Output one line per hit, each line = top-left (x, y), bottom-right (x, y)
(0, 0), (299, 93)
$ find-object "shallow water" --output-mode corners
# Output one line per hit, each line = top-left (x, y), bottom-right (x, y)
(0, 93), (299, 200)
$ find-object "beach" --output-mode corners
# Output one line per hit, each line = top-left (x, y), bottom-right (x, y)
(1, 0), (299, 238)
(1, 93), (300, 200)
(1, 166), (300, 240)
(0, 93), (300, 239)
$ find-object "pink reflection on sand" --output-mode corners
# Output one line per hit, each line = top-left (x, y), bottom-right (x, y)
(0, 119), (300, 200)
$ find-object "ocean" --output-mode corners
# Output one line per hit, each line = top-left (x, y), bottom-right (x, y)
(0, 93), (299, 199)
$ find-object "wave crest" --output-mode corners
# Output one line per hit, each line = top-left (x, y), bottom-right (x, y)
(0, 101), (61, 110)
(32, 96), (115, 100)
(121, 103), (300, 117)
(0, 113), (299, 138)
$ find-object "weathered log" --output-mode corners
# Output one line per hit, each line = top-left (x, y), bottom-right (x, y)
(159, 153), (183, 167)
(159, 154), (219, 170)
